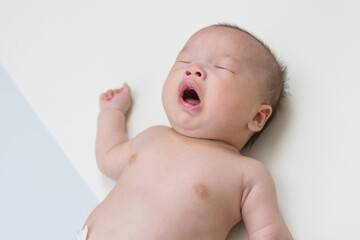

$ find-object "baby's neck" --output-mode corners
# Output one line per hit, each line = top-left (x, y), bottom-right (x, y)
(211, 139), (241, 152)
(170, 128), (242, 153)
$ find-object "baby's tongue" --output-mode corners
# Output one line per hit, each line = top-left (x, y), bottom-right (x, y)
(185, 98), (201, 105)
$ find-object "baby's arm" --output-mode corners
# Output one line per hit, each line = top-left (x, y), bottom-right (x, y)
(96, 84), (134, 180)
(241, 163), (293, 240)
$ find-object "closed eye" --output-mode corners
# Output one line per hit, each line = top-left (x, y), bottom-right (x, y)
(179, 60), (191, 63)
(214, 65), (234, 73)
(215, 65), (226, 69)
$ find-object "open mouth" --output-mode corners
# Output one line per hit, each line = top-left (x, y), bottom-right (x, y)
(179, 81), (201, 110)
(183, 88), (200, 105)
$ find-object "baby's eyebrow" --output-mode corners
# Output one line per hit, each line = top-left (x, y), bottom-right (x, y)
(176, 51), (193, 60)
(178, 48), (191, 55)
(220, 56), (240, 64)
(215, 57), (241, 69)
(216, 57), (244, 73)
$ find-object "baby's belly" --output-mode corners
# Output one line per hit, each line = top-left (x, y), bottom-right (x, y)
(85, 187), (186, 239)
(84, 175), (238, 240)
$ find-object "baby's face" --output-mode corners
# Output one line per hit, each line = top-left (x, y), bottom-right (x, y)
(162, 26), (266, 149)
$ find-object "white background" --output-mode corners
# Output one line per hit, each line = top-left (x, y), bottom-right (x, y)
(1, 0), (360, 239)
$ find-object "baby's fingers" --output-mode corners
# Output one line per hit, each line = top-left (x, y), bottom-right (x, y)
(99, 84), (132, 111)
(100, 92), (108, 100)
(106, 90), (114, 99)
(100, 90), (114, 101)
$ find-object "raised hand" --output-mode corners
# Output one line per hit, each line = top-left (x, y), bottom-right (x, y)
(100, 83), (132, 113)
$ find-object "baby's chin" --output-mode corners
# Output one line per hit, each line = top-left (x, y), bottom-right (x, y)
(170, 122), (217, 140)
(165, 110), (231, 142)
(170, 122), (201, 136)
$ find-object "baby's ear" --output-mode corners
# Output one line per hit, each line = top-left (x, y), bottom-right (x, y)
(248, 105), (272, 132)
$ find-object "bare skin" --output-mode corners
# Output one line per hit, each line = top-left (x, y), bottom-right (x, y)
(84, 26), (293, 240)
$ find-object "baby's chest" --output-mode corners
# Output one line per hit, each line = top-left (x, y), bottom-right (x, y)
(120, 144), (242, 216)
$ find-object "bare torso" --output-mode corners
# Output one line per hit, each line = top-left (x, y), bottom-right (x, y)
(85, 126), (257, 240)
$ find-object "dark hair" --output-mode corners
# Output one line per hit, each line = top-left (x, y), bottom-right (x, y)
(213, 23), (288, 149)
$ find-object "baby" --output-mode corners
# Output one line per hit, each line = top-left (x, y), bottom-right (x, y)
(81, 24), (293, 240)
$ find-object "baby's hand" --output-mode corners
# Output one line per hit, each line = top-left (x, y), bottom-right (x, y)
(100, 83), (132, 113)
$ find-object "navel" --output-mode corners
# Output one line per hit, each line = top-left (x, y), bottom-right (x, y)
(194, 182), (210, 199)
(128, 154), (137, 164)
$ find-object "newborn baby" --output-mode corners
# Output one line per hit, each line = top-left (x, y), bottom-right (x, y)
(82, 24), (293, 240)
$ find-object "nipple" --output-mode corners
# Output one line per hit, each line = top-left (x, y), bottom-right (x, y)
(128, 154), (137, 164)
(194, 182), (210, 199)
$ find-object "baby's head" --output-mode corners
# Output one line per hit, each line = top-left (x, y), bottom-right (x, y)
(162, 24), (286, 150)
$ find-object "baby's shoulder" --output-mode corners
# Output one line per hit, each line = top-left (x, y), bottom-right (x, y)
(143, 125), (172, 133)
(235, 155), (274, 186)
(137, 125), (172, 139)
(132, 125), (173, 145)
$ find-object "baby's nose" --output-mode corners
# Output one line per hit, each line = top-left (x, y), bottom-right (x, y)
(185, 65), (206, 79)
